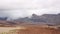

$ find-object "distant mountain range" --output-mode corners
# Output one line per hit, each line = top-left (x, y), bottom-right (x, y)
(16, 13), (60, 25)
(0, 13), (60, 26)
(0, 17), (7, 20)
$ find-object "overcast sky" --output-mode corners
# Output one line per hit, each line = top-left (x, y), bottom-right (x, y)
(0, 0), (60, 19)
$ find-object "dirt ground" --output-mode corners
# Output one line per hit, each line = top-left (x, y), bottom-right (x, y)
(5, 26), (60, 34)
(0, 25), (60, 34)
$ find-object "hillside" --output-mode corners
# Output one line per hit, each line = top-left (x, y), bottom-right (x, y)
(0, 13), (60, 26)
(16, 13), (60, 25)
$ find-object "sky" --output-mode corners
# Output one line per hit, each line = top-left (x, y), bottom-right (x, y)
(0, 0), (60, 19)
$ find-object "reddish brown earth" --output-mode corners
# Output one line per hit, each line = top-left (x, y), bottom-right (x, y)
(8, 26), (60, 34)
(0, 20), (60, 34)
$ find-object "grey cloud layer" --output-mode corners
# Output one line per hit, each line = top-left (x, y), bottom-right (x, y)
(0, 0), (60, 19)
(0, 0), (60, 9)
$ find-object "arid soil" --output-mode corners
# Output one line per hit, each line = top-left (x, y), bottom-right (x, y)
(6, 26), (60, 34)
(0, 27), (25, 34)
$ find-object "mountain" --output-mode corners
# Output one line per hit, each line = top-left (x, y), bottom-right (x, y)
(41, 13), (60, 25)
(0, 13), (60, 27)
(0, 17), (8, 20)
(16, 13), (60, 25)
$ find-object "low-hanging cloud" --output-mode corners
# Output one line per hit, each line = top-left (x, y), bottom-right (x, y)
(0, 11), (38, 19)
(0, 0), (60, 19)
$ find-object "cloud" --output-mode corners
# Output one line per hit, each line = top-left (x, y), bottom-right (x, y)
(0, 0), (60, 19)
(0, 0), (60, 9)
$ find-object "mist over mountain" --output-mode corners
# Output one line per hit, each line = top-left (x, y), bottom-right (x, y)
(0, 0), (60, 19)
(0, 11), (60, 20)
(15, 13), (60, 25)
(0, 13), (60, 27)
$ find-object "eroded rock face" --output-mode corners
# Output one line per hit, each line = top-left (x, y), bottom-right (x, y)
(8, 26), (60, 34)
